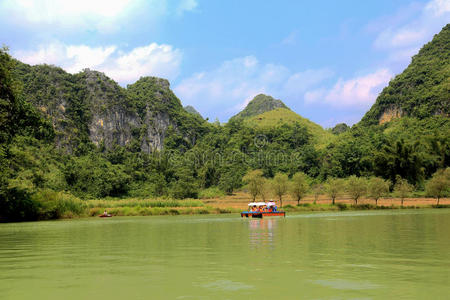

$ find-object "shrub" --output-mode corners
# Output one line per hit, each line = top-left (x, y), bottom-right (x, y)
(198, 187), (225, 199)
(336, 202), (347, 210)
(0, 186), (39, 221)
(354, 203), (376, 210)
(31, 189), (85, 219)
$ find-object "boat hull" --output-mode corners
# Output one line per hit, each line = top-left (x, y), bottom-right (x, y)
(241, 211), (285, 218)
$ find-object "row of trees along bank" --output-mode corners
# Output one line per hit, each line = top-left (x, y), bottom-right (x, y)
(242, 168), (450, 207)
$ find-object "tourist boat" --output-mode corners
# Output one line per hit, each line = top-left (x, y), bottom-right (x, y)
(241, 202), (285, 218)
(99, 214), (112, 218)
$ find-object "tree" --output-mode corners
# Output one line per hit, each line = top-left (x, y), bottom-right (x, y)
(0, 47), (40, 221)
(346, 175), (367, 205)
(0, 47), (22, 145)
(426, 168), (450, 205)
(259, 178), (271, 202)
(393, 175), (414, 206)
(374, 139), (424, 186)
(218, 166), (243, 195)
(290, 172), (309, 205)
(242, 169), (264, 201)
(325, 178), (344, 205)
(271, 173), (288, 207)
(368, 177), (390, 206)
(170, 168), (199, 199)
(312, 183), (323, 204)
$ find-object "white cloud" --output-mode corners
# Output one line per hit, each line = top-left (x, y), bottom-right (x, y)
(281, 31), (298, 45)
(0, 0), (197, 33)
(372, 0), (450, 67)
(174, 55), (332, 120)
(176, 0), (198, 15)
(284, 69), (334, 96)
(103, 44), (182, 84)
(426, 0), (450, 16)
(304, 69), (392, 108)
(0, 0), (136, 26)
(14, 42), (182, 85)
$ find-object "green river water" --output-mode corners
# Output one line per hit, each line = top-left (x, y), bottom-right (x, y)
(1, 209), (449, 299)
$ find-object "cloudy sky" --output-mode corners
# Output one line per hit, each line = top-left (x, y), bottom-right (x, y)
(1, 0), (449, 127)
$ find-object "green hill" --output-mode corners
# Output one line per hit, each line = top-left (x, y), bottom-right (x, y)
(245, 107), (335, 147)
(230, 94), (288, 120)
(361, 24), (450, 125)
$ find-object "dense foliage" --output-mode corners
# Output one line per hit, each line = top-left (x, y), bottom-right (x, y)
(361, 24), (449, 125)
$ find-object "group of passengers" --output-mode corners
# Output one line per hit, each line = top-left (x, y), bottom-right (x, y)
(250, 200), (277, 212)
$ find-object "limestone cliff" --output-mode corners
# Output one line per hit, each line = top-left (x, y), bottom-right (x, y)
(13, 62), (206, 153)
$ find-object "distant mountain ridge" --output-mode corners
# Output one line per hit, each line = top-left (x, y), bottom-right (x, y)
(361, 24), (450, 125)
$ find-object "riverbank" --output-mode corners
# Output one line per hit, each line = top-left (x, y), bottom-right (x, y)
(2, 191), (449, 221)
(87, 202), (450, 218)
(83, 193), (450, 218)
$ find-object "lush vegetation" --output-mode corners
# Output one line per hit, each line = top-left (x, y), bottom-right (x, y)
(1, 24), (449, 222)
(361, 24), (449, 125)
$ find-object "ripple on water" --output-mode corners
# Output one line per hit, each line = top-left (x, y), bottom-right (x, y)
(200, 279), (254, 291)
(312, 279), (381, 290)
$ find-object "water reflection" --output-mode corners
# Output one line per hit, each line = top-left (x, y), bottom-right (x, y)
(247, 218), (278, 249)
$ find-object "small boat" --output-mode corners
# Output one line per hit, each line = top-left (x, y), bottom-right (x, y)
(99, 214), (112, 218)
(241, 202), (285, 218)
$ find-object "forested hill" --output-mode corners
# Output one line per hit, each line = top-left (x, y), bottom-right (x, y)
(230, 94), (288, 120)
(360, 24), (450, 126)
(12, 61), (207, 153)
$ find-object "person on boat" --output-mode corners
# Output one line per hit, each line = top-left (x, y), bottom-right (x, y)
(103, 210), (108, 216)
(268, 200), (276, 212)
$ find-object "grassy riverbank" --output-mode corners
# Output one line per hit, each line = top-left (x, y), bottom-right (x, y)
(2, 189), (448, 221)
(86, 201), (450, 218)
(70, 192), (450, 219)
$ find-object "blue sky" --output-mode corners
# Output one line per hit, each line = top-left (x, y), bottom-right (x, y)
(1, 0), (449, 127)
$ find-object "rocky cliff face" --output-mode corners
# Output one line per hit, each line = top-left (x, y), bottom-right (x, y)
(378, 106), (404, 125)
(14, 63), (205, 153)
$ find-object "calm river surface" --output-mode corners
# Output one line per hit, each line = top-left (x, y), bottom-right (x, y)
(1, 209), (449, 299)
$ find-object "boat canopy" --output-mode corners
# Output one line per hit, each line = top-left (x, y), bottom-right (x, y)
(248, 202), (267, 206)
